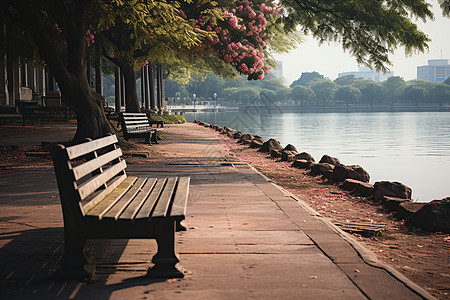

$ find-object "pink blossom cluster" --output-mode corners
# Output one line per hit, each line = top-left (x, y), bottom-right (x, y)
(85, 29), (95, 46)
(187, 0), (283, 80)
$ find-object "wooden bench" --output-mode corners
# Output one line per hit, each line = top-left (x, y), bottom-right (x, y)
(120, 112), (163, 144)
(50, 134), (189, 279)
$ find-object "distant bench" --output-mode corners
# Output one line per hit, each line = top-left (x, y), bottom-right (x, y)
(120, 112), (163, 144)
(51, 134), (189, 278)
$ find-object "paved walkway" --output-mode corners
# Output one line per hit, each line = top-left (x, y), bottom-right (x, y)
(0, 123), (432, 299)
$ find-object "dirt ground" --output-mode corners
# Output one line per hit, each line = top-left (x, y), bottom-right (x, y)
(0, 122), (449, 299)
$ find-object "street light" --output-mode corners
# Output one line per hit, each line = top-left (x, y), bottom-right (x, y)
(193, 93), (196, 111)
(213, 92), (217, 110)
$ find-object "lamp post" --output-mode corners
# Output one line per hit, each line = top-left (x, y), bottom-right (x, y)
(193, 93), (196, 111)
(213, 92), (217, 110)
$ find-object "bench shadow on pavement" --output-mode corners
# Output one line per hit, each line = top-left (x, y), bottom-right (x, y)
(0, 227), (167, 299)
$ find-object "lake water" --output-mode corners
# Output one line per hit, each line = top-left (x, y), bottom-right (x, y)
(184, 111), (450, 202)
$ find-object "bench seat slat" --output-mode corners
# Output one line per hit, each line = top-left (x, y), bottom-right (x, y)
(85, 176), (138, 218)
(66, 135), (118, 160)
(119, 178), (157, 220)
(123, 118), (148, 123)
(151, 177), (177, 218)
(127, 127), (153, 132)
(77, 160), (127, 200)
(134, 178), (167, 220)
(82, 173), (127, 213)
(102, 177), (147, 220)
(170, 177), (190, 218)
(72, 148), (122, 180)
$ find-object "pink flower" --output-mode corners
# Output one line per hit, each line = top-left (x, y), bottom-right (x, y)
(229, 16), (239, 28)
(179, 9), (187, 19)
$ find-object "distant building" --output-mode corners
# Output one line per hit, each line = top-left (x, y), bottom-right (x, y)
(417, 59), (450, 83)
(338, 67), (393, 82)
(270, 61), (283, 78)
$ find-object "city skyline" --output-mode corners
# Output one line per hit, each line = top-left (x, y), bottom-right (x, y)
(274, 0), (450, 84)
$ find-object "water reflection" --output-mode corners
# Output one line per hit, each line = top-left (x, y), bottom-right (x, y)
(186, 111), (450, 202)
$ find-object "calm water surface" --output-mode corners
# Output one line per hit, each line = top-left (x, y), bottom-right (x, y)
(185, 111), (450, 202)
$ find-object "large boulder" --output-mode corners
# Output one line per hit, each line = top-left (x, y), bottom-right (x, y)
(281, 150), (296, 162)
(295, 152), (315, 162)
(238, 134), (253, 143)
(271, 149), (282, 158)
(406, 198), (450, 232)
(396, 202), (426, 221)
(382, 197), (426, 220)
(233, 132), (243, 139)
(383, 196), (411, 212)
(291, 159), (314, 169)
(282, 144), (298, 153)
(332, 164), (370, 183)
(310, 163), (334, 175)
(259, 138), (283, 153)
(341, 179), (374, 197)
(319, 155), (341, 166)
(227, 131), (236, 138)
(249, 139), (264, 149)
(373, 181), (412, 202)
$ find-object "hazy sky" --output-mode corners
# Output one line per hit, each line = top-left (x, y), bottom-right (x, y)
(274, 0), (450, 84)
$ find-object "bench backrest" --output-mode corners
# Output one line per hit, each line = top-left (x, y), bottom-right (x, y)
(51, 134), (127, 220)
(120, 112), (150, 133)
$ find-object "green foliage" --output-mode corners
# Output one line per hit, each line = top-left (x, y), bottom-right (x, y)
(334, 75), (357, 86)
(147, 112), (186, 124)
(290, 85), (315, 105)
(358, 81), (385, 105)
(439, 0), (450, 17)
(164, 70), (450, 106)
(383, 76), (407, 102)
(334, 85), (362, 104)
(402, 85), (426, 103)
(290, 72), (324, 87)
(428, 84), (450, 103)
(309, 78), (338, 104)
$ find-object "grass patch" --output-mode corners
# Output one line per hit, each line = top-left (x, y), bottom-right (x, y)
(146, 112), (186, 124)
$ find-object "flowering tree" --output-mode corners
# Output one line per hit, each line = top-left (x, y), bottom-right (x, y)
(179, 0), (285, 80)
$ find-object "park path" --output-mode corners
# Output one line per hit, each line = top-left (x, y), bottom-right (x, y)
(0, 123), (432, 299)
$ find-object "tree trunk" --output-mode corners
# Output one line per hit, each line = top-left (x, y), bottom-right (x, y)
(121, 63), (140, 112)
(59, 73), (114, 144)
(17, 1), (114, 143)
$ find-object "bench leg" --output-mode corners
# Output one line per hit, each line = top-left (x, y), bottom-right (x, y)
(151, 132), (158, 144)
(147, 220), (185, 278)
(145, 133), (151, 145)
(56, 231), (90, 279)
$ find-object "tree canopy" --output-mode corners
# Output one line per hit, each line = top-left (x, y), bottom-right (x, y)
(0, 0), (438, 140)
(280, 0), (433, 72)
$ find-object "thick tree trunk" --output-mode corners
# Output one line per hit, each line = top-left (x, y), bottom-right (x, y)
(119, 62), (140, 113)
(59, 73), (114, 144)
(18, 1), (114, 144)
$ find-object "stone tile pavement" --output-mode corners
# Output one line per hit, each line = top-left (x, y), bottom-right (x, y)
(0, 123), (433, 299)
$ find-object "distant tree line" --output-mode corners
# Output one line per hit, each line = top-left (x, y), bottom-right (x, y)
(163, 71), (450, 106)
